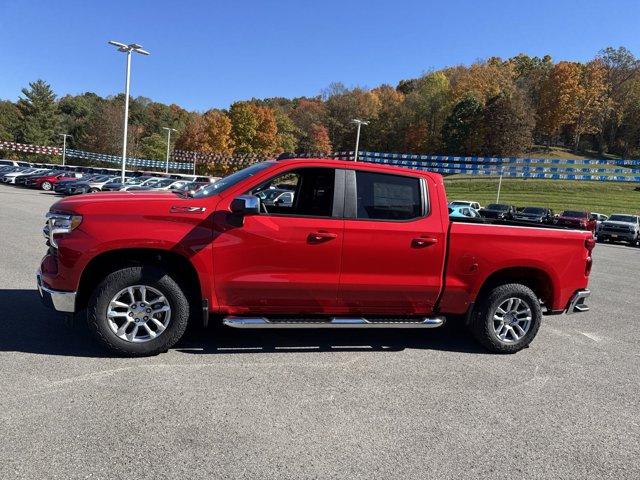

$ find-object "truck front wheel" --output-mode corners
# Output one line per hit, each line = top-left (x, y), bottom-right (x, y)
(469, 283), (542, 354)
(86, 266), (190, 356)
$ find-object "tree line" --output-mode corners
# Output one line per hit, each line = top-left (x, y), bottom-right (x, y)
(2, 46), (640, 167)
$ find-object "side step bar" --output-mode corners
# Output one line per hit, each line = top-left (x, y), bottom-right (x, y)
(223, 316), (446, 329)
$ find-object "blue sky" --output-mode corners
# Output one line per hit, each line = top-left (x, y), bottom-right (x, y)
(1, 0), (639, 111)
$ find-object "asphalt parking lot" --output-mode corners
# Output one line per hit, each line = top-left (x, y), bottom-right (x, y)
(0, 183), (638, 480)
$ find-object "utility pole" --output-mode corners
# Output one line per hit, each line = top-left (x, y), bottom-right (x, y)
(351, 119), (369, 161)
(496, 168), (504, 203)
(59, 133), (72, 166)
(162, 127), (177, 173)
(108, 41), (150, 182)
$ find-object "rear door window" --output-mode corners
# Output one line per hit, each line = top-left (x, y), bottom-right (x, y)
(355, 171), (423, 221)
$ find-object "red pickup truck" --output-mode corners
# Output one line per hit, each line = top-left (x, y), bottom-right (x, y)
(37, 158), (593, 356)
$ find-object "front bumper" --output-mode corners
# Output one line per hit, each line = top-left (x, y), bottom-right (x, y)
(599, 231), (636, 241)
(37, 271), (77, 313)
(565, 289), (590, 314)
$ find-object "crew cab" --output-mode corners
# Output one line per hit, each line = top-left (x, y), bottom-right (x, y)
(598, 214), (640, 245)
(555, 210), (596, 232)
(37, 158), (593, 356)
(513, 207), (555, 224)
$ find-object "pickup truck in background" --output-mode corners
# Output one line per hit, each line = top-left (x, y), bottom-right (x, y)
(37, 158), (593, 356)
(597, 214), (640, 245)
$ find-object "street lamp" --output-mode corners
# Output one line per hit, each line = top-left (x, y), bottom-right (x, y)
(59, 133), (72, 166)
(162, 127), (177, 173)
(351, 119), (369, 161)
(108, 40), (150, 182)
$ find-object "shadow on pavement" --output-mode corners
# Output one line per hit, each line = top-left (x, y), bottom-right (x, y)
(0, 289), (486, 357)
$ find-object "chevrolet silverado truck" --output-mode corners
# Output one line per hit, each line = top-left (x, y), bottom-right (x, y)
(37, 158), (593, 356)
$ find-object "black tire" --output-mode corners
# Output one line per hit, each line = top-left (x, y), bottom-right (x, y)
(89, 187), (100, 193)
(86, 266), (190, 356)
(469, 283), (542, 354)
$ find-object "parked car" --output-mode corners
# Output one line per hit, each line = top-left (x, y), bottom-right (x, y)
(102, 176), (159, 191)
(449, 205), (481, 219)
(54, 175), (101, 195)
(256, 188), (295, 207)
(449, 200), (481, 210)
(597, 214), (640, 245)
(56, 175), (120, 195)
(555, 210), (596, 232)
(127, 178), (185, 191)
(24, 172), (82, 190)
(0, 159), (30, 167)
(478, 204), (516, 220)
(38, 158), (593, 357)
(14, 169), (60, 186)
(1, 168), (48, 184)
(513, 207), (555, 224)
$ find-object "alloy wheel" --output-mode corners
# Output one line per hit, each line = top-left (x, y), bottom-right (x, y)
(106, 285), (171, 343)
(492, 297), (532, 343)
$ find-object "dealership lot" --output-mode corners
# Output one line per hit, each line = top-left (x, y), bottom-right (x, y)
(0, 183), (638, 479)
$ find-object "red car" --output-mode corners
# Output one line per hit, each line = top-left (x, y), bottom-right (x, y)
(24, 172), (81, 191)
(37, 158), (593, 356)
(555, 210), (597, 232)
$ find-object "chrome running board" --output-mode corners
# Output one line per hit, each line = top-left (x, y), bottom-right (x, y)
(223, 316), (446, 329)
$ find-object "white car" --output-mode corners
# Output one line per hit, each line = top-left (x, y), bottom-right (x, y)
(0, 159), (30, 167)
(449, 200), (482, 211)
(1, 168), (48, 184)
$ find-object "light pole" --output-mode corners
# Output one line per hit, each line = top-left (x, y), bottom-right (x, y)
(351, 119), (369, 161)
(59, 133), (72, 166)
(162, 127), (177, 173)
(496, 168), (504, 203)
(108, 40), (150, 183)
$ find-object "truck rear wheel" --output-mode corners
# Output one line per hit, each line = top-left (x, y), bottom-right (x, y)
(469, 283), (542, 354)
(86, 266), (190, 356)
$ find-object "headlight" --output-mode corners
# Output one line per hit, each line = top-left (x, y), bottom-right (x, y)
(43, 212), (82, 248)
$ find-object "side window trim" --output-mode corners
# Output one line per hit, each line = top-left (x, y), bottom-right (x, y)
(344, 168), (429, 222)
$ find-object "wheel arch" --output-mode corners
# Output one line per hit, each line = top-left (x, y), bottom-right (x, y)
(475, 266), (555, 311)
(76, 248), (203, 314)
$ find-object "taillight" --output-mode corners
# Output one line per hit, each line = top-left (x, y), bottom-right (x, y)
(585, 256), (593, 276)
(585, 237), (596, 252)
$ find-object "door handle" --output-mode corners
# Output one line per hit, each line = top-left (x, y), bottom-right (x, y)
(308, 231), (338, 243)
(412, 236), (438, 248)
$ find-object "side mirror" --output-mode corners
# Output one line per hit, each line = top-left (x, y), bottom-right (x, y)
(230, 195), (260, 215)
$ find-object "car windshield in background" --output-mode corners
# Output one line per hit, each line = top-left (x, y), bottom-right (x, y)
(154, 179), (175, 187)
(608, 215), (637, 223)
(449, 201), (469, 206)
(522, 207), (546, 214)
(486, 204), (509, 211)
(192, 162), (274, 198)
(562, 211), (587, 218)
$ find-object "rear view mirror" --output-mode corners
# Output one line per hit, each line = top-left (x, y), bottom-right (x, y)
(230, 195), (260, 215)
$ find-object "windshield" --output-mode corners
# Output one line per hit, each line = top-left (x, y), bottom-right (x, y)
(561, 211), (587, 218)
(152, 178), (175, 187)
(608, 215), (637, 223)
(486, 204), (509, 211)
(90, 175), (110, 182)
(449, 201), (470, 206)
(522, 207), (545, 214)
(192, 162), (274, 198)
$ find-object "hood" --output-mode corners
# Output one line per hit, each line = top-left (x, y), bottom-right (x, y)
(49, 190), (220, 218)
(514, 212), (543, 219)
(602, 220), (636, 228)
